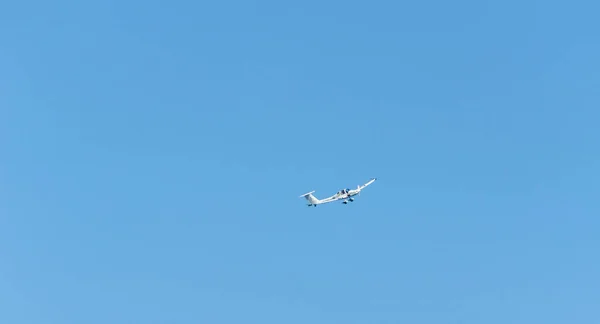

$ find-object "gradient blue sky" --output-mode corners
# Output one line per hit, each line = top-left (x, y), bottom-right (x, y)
(2, 0), (599, 323)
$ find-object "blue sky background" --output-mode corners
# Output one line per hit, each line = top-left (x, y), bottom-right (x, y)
(2, 0), (599, 323)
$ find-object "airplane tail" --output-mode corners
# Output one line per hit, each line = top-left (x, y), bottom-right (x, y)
(299, 191), (319, 205)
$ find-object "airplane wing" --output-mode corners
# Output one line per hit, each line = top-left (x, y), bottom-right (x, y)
(358, 177), (377, 190)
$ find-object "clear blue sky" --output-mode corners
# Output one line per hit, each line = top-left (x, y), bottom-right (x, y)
(2, 0), (599, 323)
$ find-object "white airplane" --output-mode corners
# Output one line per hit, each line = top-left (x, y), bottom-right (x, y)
(299, 190), (339, 207)
(333, 177), (377, 204)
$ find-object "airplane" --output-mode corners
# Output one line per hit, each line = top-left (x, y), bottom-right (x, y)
(298, 190), (339, 207)
(333, 177), (377, 204)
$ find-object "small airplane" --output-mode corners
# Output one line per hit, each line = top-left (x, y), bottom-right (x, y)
(333, 178), (377, 204)
(298, 191), (339, 207)
(299, 177), (377, 207)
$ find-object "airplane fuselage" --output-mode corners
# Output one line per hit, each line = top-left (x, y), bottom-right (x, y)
(347, 190), (359, 197)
